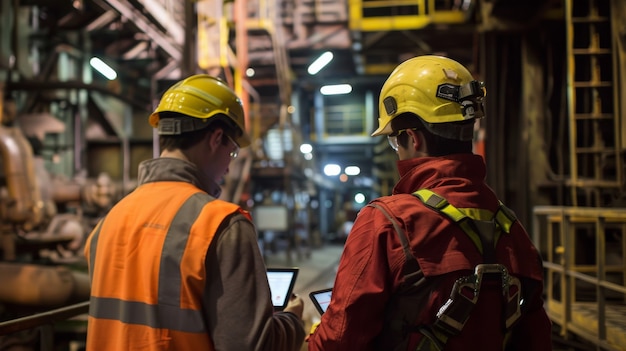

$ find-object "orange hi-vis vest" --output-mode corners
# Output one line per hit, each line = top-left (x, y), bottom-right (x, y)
(84, 181), (248, 351)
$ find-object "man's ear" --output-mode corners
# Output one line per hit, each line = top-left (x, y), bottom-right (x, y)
(406, 129), (422, 151)
(207, 128), (224, 150)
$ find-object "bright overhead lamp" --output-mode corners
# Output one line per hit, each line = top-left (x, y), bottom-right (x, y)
(300, 143), (313, 154)
(354, 193), (366, 204)
(323, 164), (341, 176)
(320, 84), (352, 96)
(345, 166), (360, 176)
(90, 57), (117, 80)
(308, 51), (334, 75)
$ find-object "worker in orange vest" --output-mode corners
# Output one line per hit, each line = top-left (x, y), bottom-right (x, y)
(84, 75), (305, 351)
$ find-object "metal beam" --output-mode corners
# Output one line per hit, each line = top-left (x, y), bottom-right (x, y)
(94, 0), (182, 61)
(86, 9), (119, 31)
(137, 0), (184, 45)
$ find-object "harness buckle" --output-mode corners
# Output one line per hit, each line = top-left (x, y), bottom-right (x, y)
(435, 273), (478, 334)
(435, 264), (522, 335)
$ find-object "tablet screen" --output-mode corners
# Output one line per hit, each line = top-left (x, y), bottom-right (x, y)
(266, 268), (299, 311)
(309, 288), (332, 315)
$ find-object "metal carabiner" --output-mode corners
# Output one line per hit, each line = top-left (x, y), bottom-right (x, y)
(474, 264), (522, 329)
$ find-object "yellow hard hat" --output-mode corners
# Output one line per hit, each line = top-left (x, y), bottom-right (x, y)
(149, 74), (251, 147)
(372, 55), (485, 140)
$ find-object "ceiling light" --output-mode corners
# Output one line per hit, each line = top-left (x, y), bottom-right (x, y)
(345, 166), (360, 176)
(308, 51), (334, 75)
(323, 164), (341, 176)
(320, 84), (352, 95)
(90, 57), (117, 80)
(300, 143), (313, 154)
(354, 193), (366, 204)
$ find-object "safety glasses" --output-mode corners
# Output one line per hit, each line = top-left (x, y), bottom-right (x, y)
(225, 134), (240, 159)
(387, 128), (417, 152)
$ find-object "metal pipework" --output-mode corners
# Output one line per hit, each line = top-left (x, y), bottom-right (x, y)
(0, 126), (43, 227)
(0, 263), (90, 306)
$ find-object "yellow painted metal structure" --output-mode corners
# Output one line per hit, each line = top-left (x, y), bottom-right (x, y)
(534, 206), (626, 351)
(348, 0), (466, 32)
(348, 0), (468, 75)
(565, 0), (623, 206)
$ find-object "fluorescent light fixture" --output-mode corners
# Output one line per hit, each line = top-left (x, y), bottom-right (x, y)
(345, 166), (360, 176)
(320, 84), (352, 95)
(323, 164), (341, 176)
(308, 51), (334, 75)
(90, 57), (117, 80)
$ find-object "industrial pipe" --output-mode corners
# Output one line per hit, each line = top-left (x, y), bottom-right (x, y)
(0, 263), (90, 306)
(0, 126), (43, 227)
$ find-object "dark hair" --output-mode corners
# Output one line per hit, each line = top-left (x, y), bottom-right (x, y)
(391, 113), (473, 156)
(157, 112), (238, 151)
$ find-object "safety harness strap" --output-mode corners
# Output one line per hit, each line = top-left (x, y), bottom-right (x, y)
(410, 189), (522, 351)
(412, 189), (518, 257)
(413, 189), (484, 254)
(368, 203), (420, 275)
(415, 327), (448, 351)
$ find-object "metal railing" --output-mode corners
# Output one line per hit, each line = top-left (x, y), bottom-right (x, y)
(0, 301), (89, 351)
(533, 206), (626, 351)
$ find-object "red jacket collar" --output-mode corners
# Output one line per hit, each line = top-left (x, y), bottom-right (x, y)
(393, 154), (487, 195)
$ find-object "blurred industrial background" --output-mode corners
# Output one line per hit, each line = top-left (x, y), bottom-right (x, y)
(0, 0), (625, 350)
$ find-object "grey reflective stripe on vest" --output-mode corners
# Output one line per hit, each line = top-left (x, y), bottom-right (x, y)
(89, 192), (212, 333)
(89, 296), (206, 332)
(158, 192), (211, 306)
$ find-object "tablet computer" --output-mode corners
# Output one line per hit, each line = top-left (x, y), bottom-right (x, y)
(266, 268), (299, 311)
(309, 288), (332, 315)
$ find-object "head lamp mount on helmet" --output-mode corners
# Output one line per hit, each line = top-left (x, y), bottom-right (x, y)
(436, 80), (486, 120)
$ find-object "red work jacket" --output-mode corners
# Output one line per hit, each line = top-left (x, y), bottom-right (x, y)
(308, 154), (552, 351)
(84, 181), (245, 351)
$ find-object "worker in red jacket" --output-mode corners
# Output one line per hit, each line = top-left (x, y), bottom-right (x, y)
(85, 75), (305, 351)
(308, 55), (552, 351)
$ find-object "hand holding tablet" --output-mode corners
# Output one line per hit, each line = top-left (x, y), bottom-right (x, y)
(309, 288), (332, 315)
(266, 268), (299, 311)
